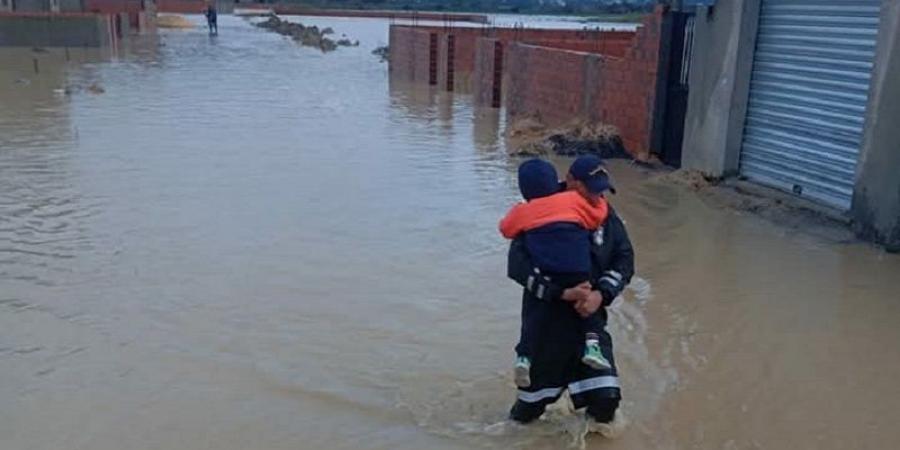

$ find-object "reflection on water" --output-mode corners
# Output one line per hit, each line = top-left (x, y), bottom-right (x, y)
(1, 14), (899, 450)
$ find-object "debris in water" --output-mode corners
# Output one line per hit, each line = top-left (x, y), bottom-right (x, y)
(87, 83), (105, 94)
(661, 169), (721, 191)
(255, 15), (357, 53)
(656, 169), (856, 242)
(14, 78), (31, 85)
(372, 46), (390, 62)
(506, 115), (629, 159)
(336, 38), (359, 47)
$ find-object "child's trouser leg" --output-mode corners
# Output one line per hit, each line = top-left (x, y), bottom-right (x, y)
(515, 295), (544, 358)
(581, 312), (611, 369)
(514, 295), (544, 387)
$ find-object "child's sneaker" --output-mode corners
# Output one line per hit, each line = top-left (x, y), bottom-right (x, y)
(582, 339), (611, 370)
(514, 356), (531, 388)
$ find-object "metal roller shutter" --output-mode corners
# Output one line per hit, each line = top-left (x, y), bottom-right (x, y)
(740, 0), (882, 210)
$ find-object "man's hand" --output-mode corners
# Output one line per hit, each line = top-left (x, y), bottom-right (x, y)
(561, 282), (592, 303)
(575, 290), (603, 317)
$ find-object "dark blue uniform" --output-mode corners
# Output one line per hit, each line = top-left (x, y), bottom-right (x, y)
(507, 207), (634, 423)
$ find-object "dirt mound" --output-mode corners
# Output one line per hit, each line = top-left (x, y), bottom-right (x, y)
(255, 15), (358, 52)
(506, 116), (630, 159)
(157, 15), (194, 29)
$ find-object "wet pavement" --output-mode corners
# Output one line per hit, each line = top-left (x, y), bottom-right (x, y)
(1, 14), (899, 450)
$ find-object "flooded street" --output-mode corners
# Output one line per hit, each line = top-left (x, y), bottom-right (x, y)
(2, 15), (900, 450)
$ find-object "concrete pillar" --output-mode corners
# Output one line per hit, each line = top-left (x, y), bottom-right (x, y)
(680, 0), (760, 177)
(852, 0), (900, 252)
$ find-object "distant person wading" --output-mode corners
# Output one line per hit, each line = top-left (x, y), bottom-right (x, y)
(205, 2), (218, 35)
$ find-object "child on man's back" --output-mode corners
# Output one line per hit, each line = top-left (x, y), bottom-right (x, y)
(499, 159), (611, 388)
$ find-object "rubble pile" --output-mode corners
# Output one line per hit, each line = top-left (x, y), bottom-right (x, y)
(256, 15), (359, 52)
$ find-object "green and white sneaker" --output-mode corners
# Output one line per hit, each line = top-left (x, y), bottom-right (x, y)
(514, 356), (531, 388)
(582, 340), (611, 370)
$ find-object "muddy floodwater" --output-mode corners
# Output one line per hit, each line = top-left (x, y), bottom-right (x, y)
(2, 14), (900, 450)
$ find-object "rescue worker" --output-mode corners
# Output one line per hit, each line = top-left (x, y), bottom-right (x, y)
(506, 155), (634, 426)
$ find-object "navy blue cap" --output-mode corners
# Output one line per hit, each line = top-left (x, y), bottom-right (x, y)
(569, 155), (616, 194)
(518, 159), (560, 201)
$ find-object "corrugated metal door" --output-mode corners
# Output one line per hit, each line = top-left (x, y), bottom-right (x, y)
(740, 0), (882, 210)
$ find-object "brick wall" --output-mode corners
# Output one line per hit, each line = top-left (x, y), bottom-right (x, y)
(504, 44), (593, 126)
(389, 24), (637, 92)
(502, 7), (665, 159)
(237, 5), (488, 23)
(521, 37), (632, 58)
(388, 7), (665, 159)
(84, 0), (143, 13)
(388, 26), (434, 85)
(156, 0), (205, 13)
(592, 7), (663, 159)
(472, 37), (499, 107)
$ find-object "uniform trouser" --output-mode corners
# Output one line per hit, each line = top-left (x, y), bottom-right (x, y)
(510, 326), (621, 424)
(516, 297), (604, 358)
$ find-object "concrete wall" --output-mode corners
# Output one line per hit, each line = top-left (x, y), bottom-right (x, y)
(12, 0), (49, 12)
(59, 0), (82, 12)
(0, 13), (114, 47)
(680, 0), (760, 177)
(681, 0), (900, 250)
(852, 0), (900, 252)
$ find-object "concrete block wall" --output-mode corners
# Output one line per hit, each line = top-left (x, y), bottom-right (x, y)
(0, 12), (116, 47)
(59, 0), (82, 13)
(11, 0), (48, 12)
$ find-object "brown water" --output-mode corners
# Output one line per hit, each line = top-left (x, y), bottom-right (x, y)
(2, 15), (899, 450)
